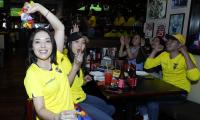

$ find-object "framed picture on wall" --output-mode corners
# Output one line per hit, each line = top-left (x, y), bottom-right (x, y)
(156, 24), (166, 37)
(147, 0), (167, 19)
(168, 13), (185, 35)
(188, 33), (200, 55)
(144, 22), (154, 38)
(171, 0), (188, 9)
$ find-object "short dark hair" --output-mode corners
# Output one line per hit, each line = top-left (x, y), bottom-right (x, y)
(28, 28), (57, 65)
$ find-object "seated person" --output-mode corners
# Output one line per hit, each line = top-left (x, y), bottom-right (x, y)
(124, 14), (136, 27)
(118, 33), (147, 70)
(141, 33), (200, 120)
(144, 36), (166, 78)
(113, 11), (125, 26)
(65, 27), (115, 120)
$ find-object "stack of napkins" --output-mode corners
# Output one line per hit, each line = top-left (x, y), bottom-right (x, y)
(89, 71), (105, 81)
(136, 71), (149, 76)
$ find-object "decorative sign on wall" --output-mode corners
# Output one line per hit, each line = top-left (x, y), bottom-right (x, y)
(147, 0), (167, 19)
(144, 22), (154, 38)
(168, 13), (185, 34)
(171, 0), (188, 9)
(156, 24), (166, 37)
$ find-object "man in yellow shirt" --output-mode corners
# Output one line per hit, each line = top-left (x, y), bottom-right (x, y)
(140, 33), (200, 120)
(145, 33), (200, 92)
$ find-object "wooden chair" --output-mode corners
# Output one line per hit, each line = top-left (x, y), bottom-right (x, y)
(25, 98), (36, 120)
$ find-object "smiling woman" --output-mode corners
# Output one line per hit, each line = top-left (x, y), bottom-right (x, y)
(32, 30), (53, 63)
(23, 2), (77, 120)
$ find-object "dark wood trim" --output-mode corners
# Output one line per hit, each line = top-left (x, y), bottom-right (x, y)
(87, 37), (120, 48)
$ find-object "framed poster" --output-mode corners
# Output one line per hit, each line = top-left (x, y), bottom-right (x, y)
(147, 0), (167, 19)
(144, 22), (154, 38)
(156, 24), (166, 37)
(171, 0), (188, 9)
(168, 13), (185, 34)
(188, 32), (200, 55)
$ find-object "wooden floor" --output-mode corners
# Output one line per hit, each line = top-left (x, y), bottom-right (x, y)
(0, 52), (27, 120)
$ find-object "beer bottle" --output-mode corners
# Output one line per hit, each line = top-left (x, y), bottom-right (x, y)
(119, 67), (125, 80)
(118, 65), (125, 89)
(128, 64), (136, 78)
(89, 50), (94, 71)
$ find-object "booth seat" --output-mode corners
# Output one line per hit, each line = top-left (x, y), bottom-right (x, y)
(160, 55), (200, 120)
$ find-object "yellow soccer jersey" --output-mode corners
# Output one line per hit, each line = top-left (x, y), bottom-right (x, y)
(60, 51), (86, 103)
(70, 69), (86, 103)
(144, 52), (200, 92)
(124, 17), (136, 26)
(88, 15), (96, 27)
(24, 51), (74, 118)
(62, 52), (86, 103)
(113, 16), (125, 26)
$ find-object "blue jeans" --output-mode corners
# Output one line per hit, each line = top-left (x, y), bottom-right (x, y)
(138, 94), (187, 120)
(78, 95), (115, 120)
(139, 102), (159, 120)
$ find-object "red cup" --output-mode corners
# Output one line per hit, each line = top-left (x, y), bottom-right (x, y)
(104, 71), (112, 86)
(128, 78), (137, 88)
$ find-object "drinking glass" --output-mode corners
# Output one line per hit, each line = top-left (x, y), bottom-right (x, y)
(104, 70), (112, 86)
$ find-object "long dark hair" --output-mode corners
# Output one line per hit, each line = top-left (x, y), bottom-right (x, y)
(66, 37), (87, 76)
(28, 28), (57, 65)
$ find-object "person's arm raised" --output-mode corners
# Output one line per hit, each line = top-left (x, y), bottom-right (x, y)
(118, 36), (127, 57)
(148, 44), (164, 58)
(68, 50), (84, 85)
(179, 45), (196, 70)
(26, 2), (65, 52)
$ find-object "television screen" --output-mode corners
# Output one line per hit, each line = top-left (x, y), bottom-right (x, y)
(10, 8), (21, 17)
(0, 0), (3, 8)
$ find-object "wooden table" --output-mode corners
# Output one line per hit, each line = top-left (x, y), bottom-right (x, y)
(98, 77), (187, 100)
(97, 77), (187, 120)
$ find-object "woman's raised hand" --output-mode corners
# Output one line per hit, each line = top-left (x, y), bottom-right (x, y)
(23, 2), (41, 14)
(124, 36), (130, 46)
(120, 35), (125, 45)
(70, 24), (79, 34)
(74, 49), (84, 66)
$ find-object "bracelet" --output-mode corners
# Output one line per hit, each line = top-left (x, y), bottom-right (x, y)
(45, 11), (49, 17)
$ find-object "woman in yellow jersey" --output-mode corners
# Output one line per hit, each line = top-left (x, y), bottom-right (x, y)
(65, 26), (115, 120)
(23, 2), (77, 120)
